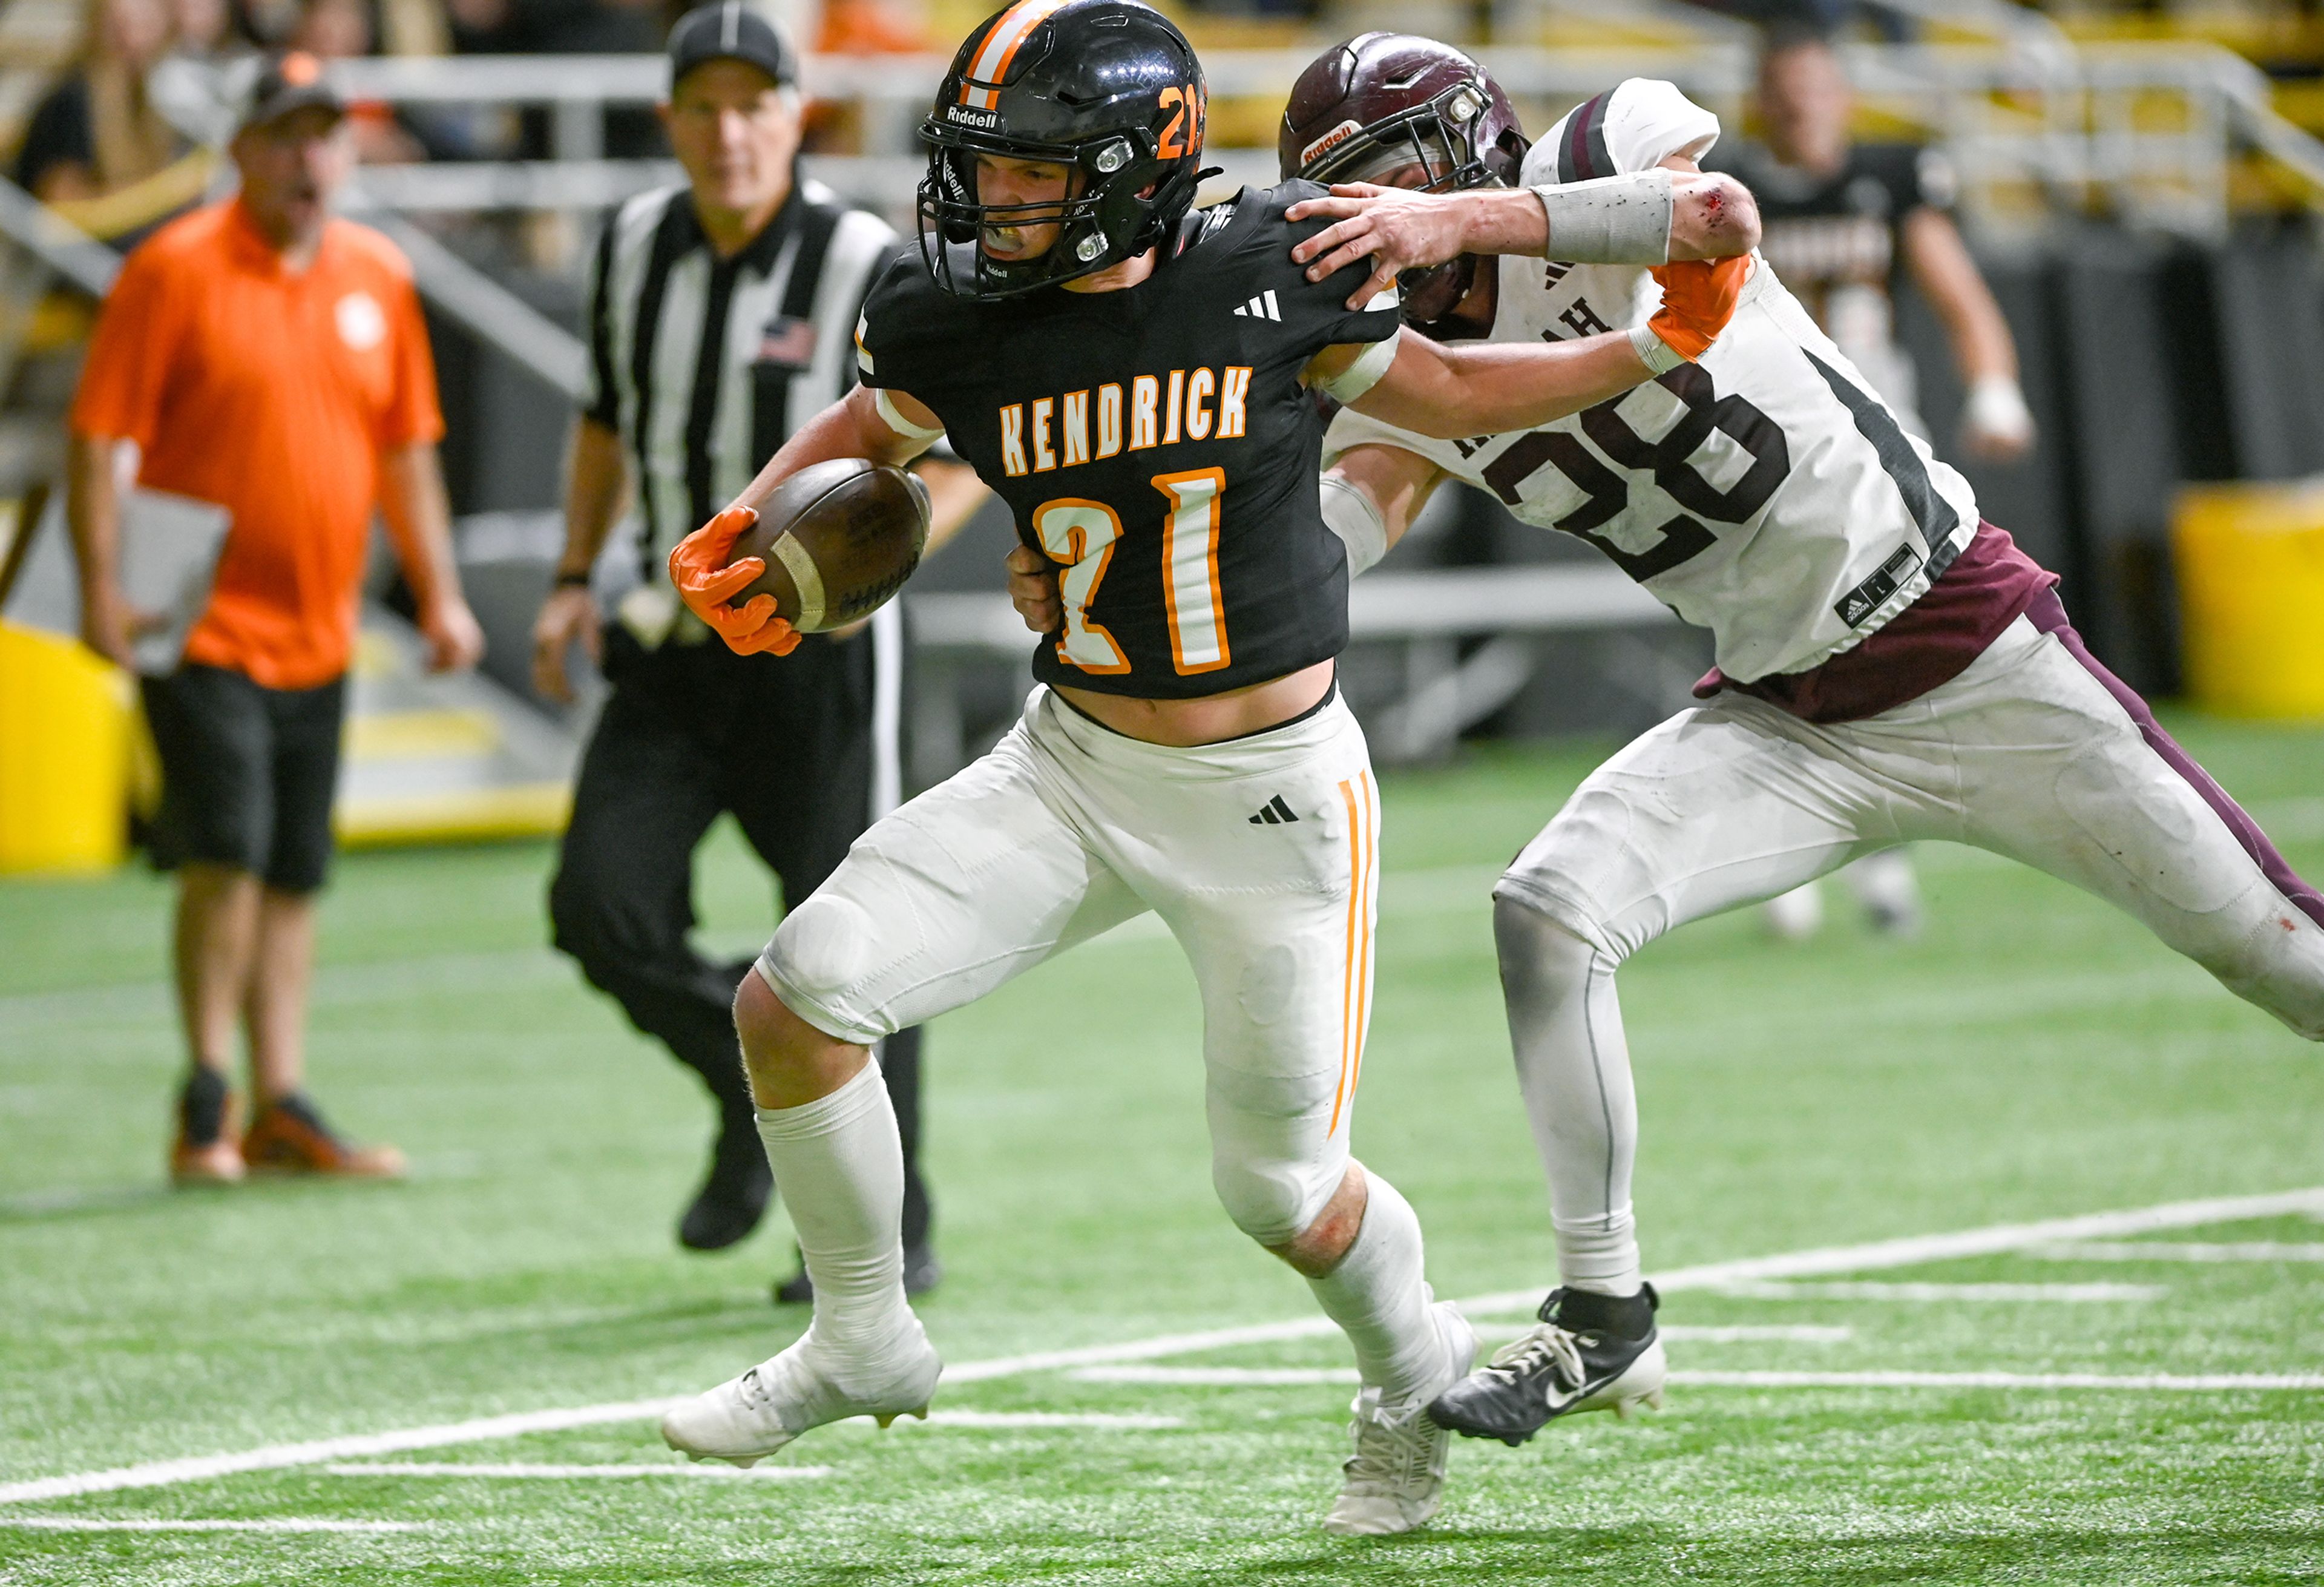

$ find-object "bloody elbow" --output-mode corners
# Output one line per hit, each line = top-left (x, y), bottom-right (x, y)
(1702, 177), (1761, 258)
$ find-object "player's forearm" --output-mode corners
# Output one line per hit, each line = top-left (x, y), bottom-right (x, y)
(1326, 445), (1441, 551)
(1934, 279), (2015, 384)
(378, 444), (466, 613)
(1446, 186), (1549, 258)
(1354, 334), (1650, 439)
(557, 418), (629, 579)
(63, 432), (123, 597)
(916, 459), (988, 557)
(730, 389), (925, 518)
(1903, 208), (2017, 382)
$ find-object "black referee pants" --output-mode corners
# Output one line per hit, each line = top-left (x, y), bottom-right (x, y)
(549, 621), (929, 1249)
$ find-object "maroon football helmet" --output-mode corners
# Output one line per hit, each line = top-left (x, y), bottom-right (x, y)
(1278, 33), (1528, 327)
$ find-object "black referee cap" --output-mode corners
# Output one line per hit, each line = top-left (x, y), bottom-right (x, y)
(669, 2), (798, 91)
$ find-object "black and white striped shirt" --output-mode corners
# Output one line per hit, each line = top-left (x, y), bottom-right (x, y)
(582, 179), (907, 813)
(583, 178), (898, 572)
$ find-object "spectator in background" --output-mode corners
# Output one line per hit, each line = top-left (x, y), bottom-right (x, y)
(171, 0), (237, 55)
(1711, 19), (2036, 942)
(448, 0), (666, 159)
(290, 0), (428, 161)
(16, 0), (211, 246)
(1717, 21), (2035, 458)
(66, 54), (484, 1185)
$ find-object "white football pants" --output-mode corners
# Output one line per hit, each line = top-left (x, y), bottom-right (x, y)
(760, 685), (1382, 1246)
(1495, 599), (2324, 1290)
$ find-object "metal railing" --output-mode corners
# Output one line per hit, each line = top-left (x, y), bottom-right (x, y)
(295, 40), (2324, 240)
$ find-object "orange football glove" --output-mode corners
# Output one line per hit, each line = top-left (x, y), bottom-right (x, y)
(1646, 254), (1751, 362)
(668, 505), (802, 657)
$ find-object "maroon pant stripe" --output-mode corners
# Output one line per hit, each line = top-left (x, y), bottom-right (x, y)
(2026, 588), (2324, 931)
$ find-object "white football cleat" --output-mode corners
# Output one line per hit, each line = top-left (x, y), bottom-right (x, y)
(1845, 850), (1924, 938)
(1323, 1298), (1479, 1537)
(1762, 881), (1825, 942)
(661, 1329), (942, 1466)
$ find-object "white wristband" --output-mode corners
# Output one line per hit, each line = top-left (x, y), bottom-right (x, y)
(1315, 330), (1401, 404)
(1532, 169), (1675, 264)
(1963, 374), (2034, 445)
(1319, 473), (1390, 576)
(1629, 323), (1683, 375)
(874, 387), (945, 443)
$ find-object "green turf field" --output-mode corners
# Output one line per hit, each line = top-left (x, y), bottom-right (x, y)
(2, 718), (2321, 1585)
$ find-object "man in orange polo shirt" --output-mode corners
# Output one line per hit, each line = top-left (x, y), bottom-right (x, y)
(67, 53), (484, 1184)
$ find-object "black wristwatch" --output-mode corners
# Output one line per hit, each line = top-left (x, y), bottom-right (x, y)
(553, 569), (592, 590)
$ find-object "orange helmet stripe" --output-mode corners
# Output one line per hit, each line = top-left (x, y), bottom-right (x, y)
(959, 0), (1071, 109)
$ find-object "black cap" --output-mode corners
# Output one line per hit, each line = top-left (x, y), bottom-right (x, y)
(668, 2), (796, 91)
(239, 51), (347, 131)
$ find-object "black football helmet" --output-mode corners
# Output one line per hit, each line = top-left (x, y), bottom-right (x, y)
(918, 0), (1208, 299)
(1279, 33), (1528, 327)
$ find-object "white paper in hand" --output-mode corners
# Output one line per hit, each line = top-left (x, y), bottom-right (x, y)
(118, 490), (230, 675)
(1, 488), (229, 674)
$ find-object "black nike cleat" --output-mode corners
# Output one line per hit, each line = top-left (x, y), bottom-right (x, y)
(1427, 1283), (1666, 1447)
(678, 1119), (775, 1252)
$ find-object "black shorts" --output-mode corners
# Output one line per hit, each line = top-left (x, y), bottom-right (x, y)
(140, 664), (347, 894)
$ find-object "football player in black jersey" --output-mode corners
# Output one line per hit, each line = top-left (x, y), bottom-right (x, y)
(650, 0), (1740, 1536)
(1714, 21), (2033, 464)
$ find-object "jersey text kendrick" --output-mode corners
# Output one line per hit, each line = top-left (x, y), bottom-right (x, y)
(997, 366), (1255, 476)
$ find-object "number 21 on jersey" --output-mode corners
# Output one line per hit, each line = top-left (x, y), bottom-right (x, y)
(1032, 469), (1229, 678)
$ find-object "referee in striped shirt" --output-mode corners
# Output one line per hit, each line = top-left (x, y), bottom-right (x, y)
(534, 2), (976, 1300)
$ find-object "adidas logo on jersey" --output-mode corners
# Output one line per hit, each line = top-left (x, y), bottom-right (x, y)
(1232, 290), (1282, 322)
(1247, 795), (1299, 825)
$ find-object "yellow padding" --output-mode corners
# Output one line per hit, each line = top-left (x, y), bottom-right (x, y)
(344, 708), (502, 760)
(335, 783), (571, 848)
(2173, 482), (2324, 719)
(0, 622), (130, 875)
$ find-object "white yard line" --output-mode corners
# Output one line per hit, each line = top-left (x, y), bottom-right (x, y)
(1710, 1280), (2168, 1303)
(1078, 1367), (1358, 1385)
(1660, 1324), (1854, 1342)
(0, 1517), (425, 1533)
(2027, 1242), (2324, 1263)
(1464, 1322), (1853, 1344)
(1442, 1186), (2324, 1318)
(322, 1462), (831, 1480)
(1670, 1371), (2324, 1392)
(910, 1411), (1181, 1429)
(1074, 1367), (2324, 1393)
(0, 1400), (684, 1506)
(5, 1186), (2318, 1508)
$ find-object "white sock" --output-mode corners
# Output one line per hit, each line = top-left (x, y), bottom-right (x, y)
(1306, 1171), (1445, 1402)
(754, 1060), (918, 1385)
(1554, 1206), (1644, 1298)
(1497, 902), (1646, 1298)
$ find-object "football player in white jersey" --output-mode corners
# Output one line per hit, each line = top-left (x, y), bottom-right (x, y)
(1247, 35), (2323, 1446)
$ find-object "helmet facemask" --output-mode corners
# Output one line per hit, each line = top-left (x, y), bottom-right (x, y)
(917, 122), (1195, 299)
(1297, 78), (1506, 195)
(1292, 74), (1517, 329)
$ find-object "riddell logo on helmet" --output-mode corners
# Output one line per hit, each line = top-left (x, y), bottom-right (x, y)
(1299, 120), (1363, 168)
(945, 104), (1000, 128)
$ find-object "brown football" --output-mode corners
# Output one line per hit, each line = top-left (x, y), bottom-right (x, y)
(727, 459), (930, 632)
